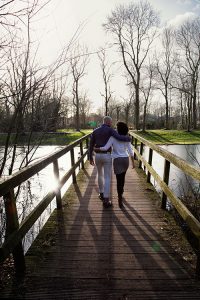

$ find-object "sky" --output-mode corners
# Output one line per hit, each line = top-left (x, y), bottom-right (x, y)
(32, 0), (200, 112)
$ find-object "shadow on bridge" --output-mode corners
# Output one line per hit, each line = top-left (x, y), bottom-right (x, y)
(1, 164), (200, 299)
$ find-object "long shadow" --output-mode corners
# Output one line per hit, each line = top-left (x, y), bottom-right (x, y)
(6, 165), (200, 299)
(55, 166), (114, 297)
(109, 197), (196, 297)
(190, 131), (200, 140)
(97, 172), (115, 297)
(8, 167), (101, 298)
(140, 131), (173, 144)
(123, 198), (191, 272)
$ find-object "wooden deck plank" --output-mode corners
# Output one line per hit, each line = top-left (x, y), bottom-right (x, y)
(1, 163), (200, 299)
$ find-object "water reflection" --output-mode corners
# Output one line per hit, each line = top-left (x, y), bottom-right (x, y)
(142, 144), (200, 201)
(0, 145), (82, 252)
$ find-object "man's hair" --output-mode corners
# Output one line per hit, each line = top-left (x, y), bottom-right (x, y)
(117, 122), (128, 135)
(103, 116), (112, 124)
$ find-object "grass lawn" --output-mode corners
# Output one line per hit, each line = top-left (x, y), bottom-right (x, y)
(131, 130), (200, 144)
(0, 129), (92, 146)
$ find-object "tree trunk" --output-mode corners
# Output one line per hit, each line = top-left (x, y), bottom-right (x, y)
(193, 92), (197, 129)
(105, 102), (108, 116)
(165, 86), (169, 129)
(165, 99), (169, 130)
(125, 108), (129, 125)
(135, 86), (140, 130)
(142, 103), (147, 132)
(76, 107), (80, 131)
(180, 93), (184, 128)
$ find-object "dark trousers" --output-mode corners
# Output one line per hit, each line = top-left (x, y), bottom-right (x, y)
(116, 172), (126, 197)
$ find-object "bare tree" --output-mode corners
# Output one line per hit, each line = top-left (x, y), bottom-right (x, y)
(120, 82), (134, 126)
(0, 2), (43, 176)
(171, 54), (195, 132)
(0, 0), (72, 176)
(175, 18), (200, 129)
(98, 47), (113, 115)
(155, 27), (175, 129)
(70, 44), (89, 131)
(103, 0), (159, 130)
(122, 96), (133, 126)
(79, 92), (92, 128)
(108, 98), (122, 124)
(140, 61), (155, 131)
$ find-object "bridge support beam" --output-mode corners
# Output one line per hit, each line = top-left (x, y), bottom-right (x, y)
(147, 148), (153, 183)
(53, 159), (62, 209)
(4, 190), (25, 274)
(70, 149), (77, 184)
(161, 159), (170, 209)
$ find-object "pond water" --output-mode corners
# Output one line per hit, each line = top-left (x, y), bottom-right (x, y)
(142, 144), (200, 200)
(0, 145), (83, 252)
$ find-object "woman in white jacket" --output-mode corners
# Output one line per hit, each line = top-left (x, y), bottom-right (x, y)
(95, 122), (135, 208)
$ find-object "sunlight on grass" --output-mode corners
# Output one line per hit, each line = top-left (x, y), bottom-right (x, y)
(131, 130), (200, 144)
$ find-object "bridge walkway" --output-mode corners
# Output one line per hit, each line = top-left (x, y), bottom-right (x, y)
(1, 162), (200, 299)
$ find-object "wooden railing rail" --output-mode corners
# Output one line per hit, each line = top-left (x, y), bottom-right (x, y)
(0, 133), (90, 273)
(130, 132), (200, 278)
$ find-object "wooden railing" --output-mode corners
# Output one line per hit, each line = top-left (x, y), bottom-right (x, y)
(0, 133), (90, 273)
(130, 132), (200, 278)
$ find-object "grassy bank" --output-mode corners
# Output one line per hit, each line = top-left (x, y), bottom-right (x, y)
(131, 130), (200, 144)
(0, 129), (92, 146)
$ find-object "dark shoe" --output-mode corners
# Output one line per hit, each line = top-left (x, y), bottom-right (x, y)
(98, 193), (104, 201)
(103, 198), (112, 208)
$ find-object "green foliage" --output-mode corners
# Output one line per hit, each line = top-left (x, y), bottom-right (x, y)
(132, 130), (200, 144)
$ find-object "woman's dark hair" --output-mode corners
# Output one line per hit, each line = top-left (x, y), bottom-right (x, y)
(116, 122), (128, 135)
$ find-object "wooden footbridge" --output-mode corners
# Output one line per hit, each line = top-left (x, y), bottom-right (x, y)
(1, 133), (200, 299)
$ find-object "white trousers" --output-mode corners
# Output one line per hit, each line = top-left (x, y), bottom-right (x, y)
(95, 153), (112, 198)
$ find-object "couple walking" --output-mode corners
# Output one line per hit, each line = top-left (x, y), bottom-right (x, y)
(89, 116), (135, 208)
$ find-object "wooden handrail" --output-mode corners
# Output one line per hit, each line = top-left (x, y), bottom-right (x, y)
(0, 133), (90, 272)
(0, 134), (90, 197)
(130, 131), (200, 278)
(130, 132), (200, 182)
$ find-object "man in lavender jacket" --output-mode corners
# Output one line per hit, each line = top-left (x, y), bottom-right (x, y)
(89, 116), (131, 208)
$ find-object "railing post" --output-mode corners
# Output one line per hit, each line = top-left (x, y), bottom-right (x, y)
(85, 137), (89, 160)
(53, 159), (62, 209)
(161, 159), (170, 209)
(139, 142), (144, 169)
(134, 138), (137, 160)
(80, 141), (84, 169)
(131, 135), (134, 145)
(196, 240), (200, 279)
(147, 148), (153, 183)
(70, 148), (77, 183)
(4, 190), (25, 274)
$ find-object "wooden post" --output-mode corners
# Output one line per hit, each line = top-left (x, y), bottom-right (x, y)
(134, 138), (137, 160)
(80, 141), (84, 169)
(4, 190), (25, 274)
(196, 240), (200, 279)
(131, 135), (134, 145)
(161, 159), (170, 209)
(53, 159), (62, 209)
(147, 148), (153, 183)
(70, 148), (76, 183)
(138, 142), (144, 169)
(85, 137), (89, 160)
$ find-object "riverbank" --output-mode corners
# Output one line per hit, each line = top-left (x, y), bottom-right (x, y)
(0, 129), (92, 146)
(132, 129), (200, 144)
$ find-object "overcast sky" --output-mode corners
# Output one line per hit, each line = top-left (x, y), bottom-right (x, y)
(34, 0), (200, 111)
